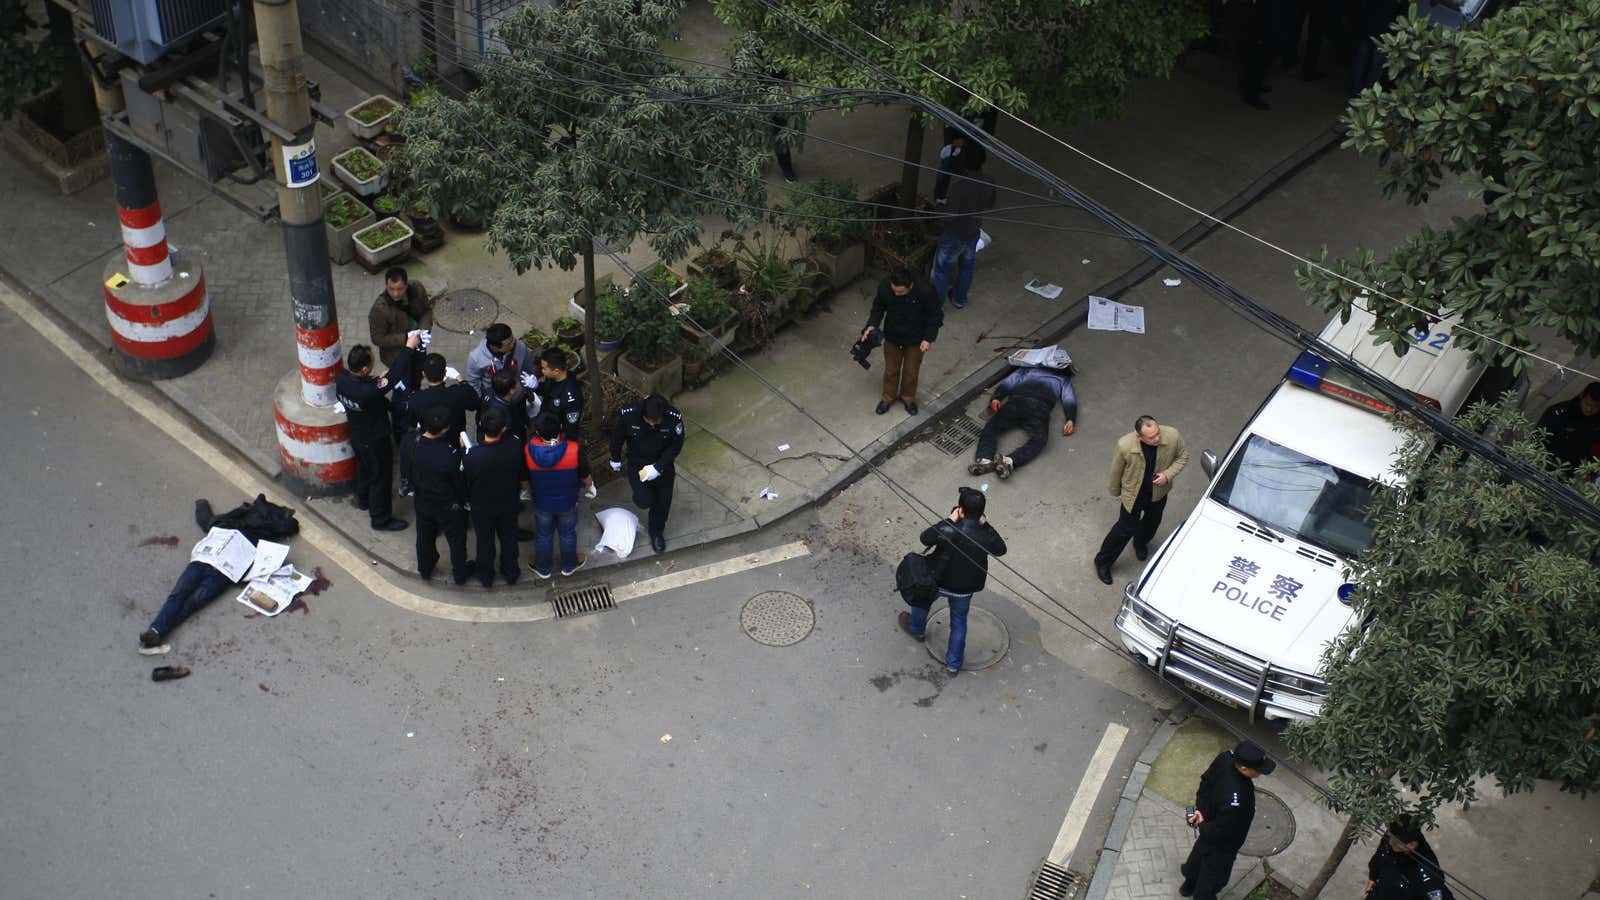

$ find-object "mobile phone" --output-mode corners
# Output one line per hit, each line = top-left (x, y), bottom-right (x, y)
(1184, 805), (1196, 823)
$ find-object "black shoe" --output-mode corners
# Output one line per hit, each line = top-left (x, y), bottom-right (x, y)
(516, 528), (536, 541)
(780, 167), (799, 183)
(453, 564), (476, 586)
(138, 629), (170, 656)
(1178, 884), (1195, 898)
(354, 497), (369, 511)
(875, 401), (892, 415)
(904, 401), (919, 415)
(372, 517), (409, 532)
(898, 611), (926, 642)
(651, 533), (666, 553)
(1134, 543), (1149, 562)
(398, 479), (416, 497)
(1095, 561), (1113, 585)
(1243, 95), (1271, 110)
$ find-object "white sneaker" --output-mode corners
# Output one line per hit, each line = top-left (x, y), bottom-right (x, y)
(996, 456), (1014, 479)
(138, 629), (170, 656)
(967, 458), (994, 476)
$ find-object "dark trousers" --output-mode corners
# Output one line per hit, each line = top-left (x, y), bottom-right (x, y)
(149, 561), (234, 637)
(1180, 840), (1238, 900)
(1095, 496), (1167, 568)
(975, 397), (1051, 469)
(397, 429), (419, 486)
(416, 502), (471, 583)
(352, 436), (394, 523)
(472, 507), (521, 587)
(628, 464), (676, 538)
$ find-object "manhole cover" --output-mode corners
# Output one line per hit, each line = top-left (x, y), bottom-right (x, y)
(740, 591), (814, 646)
(1239, 789), (1295, 857)
(434, 288), (500, 333)
(931, 415), (984, 456)
(922, 605), (1009, 670)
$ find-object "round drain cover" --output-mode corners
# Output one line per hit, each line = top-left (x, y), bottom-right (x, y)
(923, 605), (1009, 670)
(740, 591), (814, 646)
(434, 289), (500, 333)
(1238, 789), (1295, 857)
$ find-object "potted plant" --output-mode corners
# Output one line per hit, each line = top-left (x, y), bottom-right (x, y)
(373, 194), (403, 218)
(407, 197), (444, 251)
(687, 243), (739, 290)
(552, 315), (584, 344)
(783, 177), (868, 289)
(345, 94), (401, 140)
(352, 216), (415, 269)
(592, 284), (630, 374)
(680, 278), (738, 353)
(682, 341), (712, 388)
(733, 233), (807, 322)
(633, 261), (688, 303)
(331, 146), (387, 197)
(616, 289), (685, 398)
(323, 192), (376, 266)
(569, 272), (616, 323)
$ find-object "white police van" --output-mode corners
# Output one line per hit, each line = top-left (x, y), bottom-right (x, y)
(1114, 307), (1486, 722)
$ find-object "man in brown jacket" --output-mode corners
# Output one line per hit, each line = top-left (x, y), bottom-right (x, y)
(1095, 415), (1188, 584)
(368, 266), (434, 367)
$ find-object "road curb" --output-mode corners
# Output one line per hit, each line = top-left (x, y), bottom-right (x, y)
(1083, 705), (1192, 900)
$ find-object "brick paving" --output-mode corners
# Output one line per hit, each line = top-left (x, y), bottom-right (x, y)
(1104, 791), (1252, 900)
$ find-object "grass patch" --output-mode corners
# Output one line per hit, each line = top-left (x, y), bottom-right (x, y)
(1243, 874), (1297, 900)
(1146, 717), (1236, 807)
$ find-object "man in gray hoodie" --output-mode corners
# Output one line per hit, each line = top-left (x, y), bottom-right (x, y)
(466, 323), (537, 399)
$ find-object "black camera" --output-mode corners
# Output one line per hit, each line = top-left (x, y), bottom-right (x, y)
(851, 327), (882, 370)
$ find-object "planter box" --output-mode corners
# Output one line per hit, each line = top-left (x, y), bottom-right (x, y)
(332, 147), (387, 197)
(809, 239), (866, 290)
(353, 217), (415, 269)
(568, 273), (617, 322)
(681, 317), (738, 354)
(596, 344), (623, 375)
(617, 350), (684, 398)
(323, 192), (376, 266)
(345, 94), (400, 140)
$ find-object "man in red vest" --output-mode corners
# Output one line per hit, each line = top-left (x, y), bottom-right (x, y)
(525, 412), (593, 578)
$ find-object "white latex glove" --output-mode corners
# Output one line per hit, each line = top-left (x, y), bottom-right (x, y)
(583, 482), (598, 499)
(609, 460), (623, 472)
(519, 485), (532, 502)
(527, 393), (542, 416)
(419, 330), (433, 349)
(519, 371), (538, 390)
(444, 365), (461, 382)
(639, 464), (660, 482)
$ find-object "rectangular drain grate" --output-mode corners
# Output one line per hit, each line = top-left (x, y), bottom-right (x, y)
(1027, 860), (1085, 900)
(549, 584), (616, 618)
(931, 415), (985, 456)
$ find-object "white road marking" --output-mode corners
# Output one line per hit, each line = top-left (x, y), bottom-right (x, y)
(1048, 721), (1130, 867)
(611, 541), (810, 603)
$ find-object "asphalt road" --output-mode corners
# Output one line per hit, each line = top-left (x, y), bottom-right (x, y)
(0, 298), (1158, 898)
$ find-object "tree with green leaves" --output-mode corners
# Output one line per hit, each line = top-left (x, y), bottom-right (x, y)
(389, 0), (773, 433)
(1285, 399), (1600, 826)
(714, 0), (1206, 205)
(0, 0), (55, 120)
(1296, 1), (1600, 374)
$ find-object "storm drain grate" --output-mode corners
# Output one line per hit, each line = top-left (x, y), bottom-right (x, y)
(549, 584), (615, 618)
(930, 415), (984, 456)
(1026, 861), (1085, 900)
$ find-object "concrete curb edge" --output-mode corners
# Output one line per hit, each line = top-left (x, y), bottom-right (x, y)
(1084, 705), (1193, 900)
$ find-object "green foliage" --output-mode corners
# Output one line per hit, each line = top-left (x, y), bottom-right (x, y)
(324, 195), (371, 229)
(351, 95), (399, 124)
(781, 177), (868, 250)
(596, 284), (631, 342)
(553, 315), (583, 335)
(335, 147), (385, 181)
(691, 244), (740, 288)
(731, 232), (805, 304)
(0, 1), (56, 120)
(619, 281), (684, 368)
(1297, 1), (1600, 372)
(374, 194), (403, 215)
(355, 219), (411, 249)
(388, 0), (772, 276)
(1285, 399), (1600, 825)
(685, 278), (735, 327)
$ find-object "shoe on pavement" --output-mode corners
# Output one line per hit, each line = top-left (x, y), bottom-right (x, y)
(398, 479), (416, 497)
(651, 533), (667, 553)
(967, 458), (995, 476)
(946, 666), (960, 677)
(1094, 561), (1113, 585)
(371, 517), (409, 532)
(950, 298), (968, 309)
(1178, 883), (1195, 898)
(875, 401), (892, 415)
(560, 553), (589, 577)
(528, 560), (553, 579)
(995, 455), (1014, 480)
(904, 401), (919, 415)
(897, 610), (926, 642)
(138, 629), (170, 656)
(1134, 543), (1149, 562)
(453, 565), (476, 586)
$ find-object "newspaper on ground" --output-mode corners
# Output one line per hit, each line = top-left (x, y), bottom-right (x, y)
(1086, 295), (1146, 334)
(759, 486), (780, 500)
(1007, 346), (1073, 370)
(190, 527), (257, 581)
(237, 564), (315, 616)
(244, 540), (291, 582)
(1024, 279), (1064, 300)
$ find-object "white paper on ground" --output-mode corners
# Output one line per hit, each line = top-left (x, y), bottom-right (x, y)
(759, 486), (780, 500)
(1086, 295), (1146, 334)
(1007, 346), (1073, 369)
(1162, 278), (1182, 287)
(1024, 279), (1063, 300)
(594, 507), (641, 558)
(190, 527), (255, 582)
(245, 540), (291, 582)
(776, 443), (791, 452)
(237, 565), (314, 617)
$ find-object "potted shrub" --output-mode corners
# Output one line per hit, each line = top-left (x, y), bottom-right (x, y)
(784, 178), (868, 289)
(680, 278), (738, 353)
(593, 284), (630, 374)
(568, 272), (616, 323)
(345, 94), (401, 140)
(352, 216), (415, 269)
(552, 315), (584, 344)
(733, 233), (807, 323)
(407, 197), (444, 251)
(323, 192), (376, 266)
(373, 194), (403, 218)
(632, 261), (688, 303)
(616, 290), (685, 398)
(682, 341), (712, 388)
(332, 146), (386, 197)
(687, 243), (739, 290)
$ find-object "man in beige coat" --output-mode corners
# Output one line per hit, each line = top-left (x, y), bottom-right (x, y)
(1095, 415), (1188, 584)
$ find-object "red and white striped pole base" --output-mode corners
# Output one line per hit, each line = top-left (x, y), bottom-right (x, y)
(271, 216), (353, 497)
(273, 370), (355, 496)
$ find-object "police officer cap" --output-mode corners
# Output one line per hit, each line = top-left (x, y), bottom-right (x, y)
(1232, 740), (1276, 774)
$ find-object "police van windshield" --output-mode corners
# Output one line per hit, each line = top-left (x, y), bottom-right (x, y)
(1210, 435), (1376, 558)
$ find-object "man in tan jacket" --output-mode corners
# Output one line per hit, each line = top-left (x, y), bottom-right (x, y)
(1095, 415), (1188, 585)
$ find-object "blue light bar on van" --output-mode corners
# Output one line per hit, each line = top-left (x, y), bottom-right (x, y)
(1286, 351), (1440, 414)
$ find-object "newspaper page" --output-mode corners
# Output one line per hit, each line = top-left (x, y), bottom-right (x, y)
(1086, 295), (1146, 334)
(244, 540), (291, 583)
(189, 527), (255, 582)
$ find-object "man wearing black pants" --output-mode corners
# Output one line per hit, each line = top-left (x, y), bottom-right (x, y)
(463, 409), (527, 587)
(609, 393), (685, 553)
(1181, 741), (1274, 899)
(970, 366), (1077, 480)
(336, 344), (408, 532)
(409, 408), (473, 584)
(1094, 415), (1188, 585)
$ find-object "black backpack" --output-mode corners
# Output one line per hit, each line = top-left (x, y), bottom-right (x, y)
(895, 545), (943, 609)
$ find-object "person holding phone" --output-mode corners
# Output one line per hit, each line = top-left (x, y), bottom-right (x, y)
(897, 487), (1006, 675)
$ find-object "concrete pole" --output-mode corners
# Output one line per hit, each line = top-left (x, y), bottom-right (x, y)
(256, 0), (355, 495)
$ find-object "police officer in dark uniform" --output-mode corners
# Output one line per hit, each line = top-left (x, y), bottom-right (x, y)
(463, 408), (527, 587)
(408, 408), (473, 584)
(538, 346), (584, 441)
(1366, 817), (1453, 900)
(385, 333), (425, 448)
(1180, 740), (1275, 899)
(335, 344), (408, 532)
(481, 368), (536, 447)
(608, 393), (684, 553)
(407, 353), (482, 443)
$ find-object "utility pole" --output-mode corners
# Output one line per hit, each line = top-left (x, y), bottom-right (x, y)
(255, 0), (354, 494)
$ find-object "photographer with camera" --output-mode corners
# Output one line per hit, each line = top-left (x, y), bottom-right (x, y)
(896, 487), (1006, 675)
(863, 267), (943, 416)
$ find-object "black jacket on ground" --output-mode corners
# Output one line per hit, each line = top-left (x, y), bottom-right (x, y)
(336, 370), (394, 443)
(411, 434), (465, 510)
(920, 517), (1006, 594)
(194, 495), (300, 542)
(463, 438), (527, 515)
(609, 402), (686, 471)
(866, 278), (944, 348)
(1193, 750), (1256, 854)
(407, 381), (481, 440)
(1367, 835), (1453, 900)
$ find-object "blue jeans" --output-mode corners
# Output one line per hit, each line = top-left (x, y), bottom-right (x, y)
(908, 590), (974, 671)
(533, 507), (579, 574)
(149, 561), (234, 637)
(929, 235), (977, 308)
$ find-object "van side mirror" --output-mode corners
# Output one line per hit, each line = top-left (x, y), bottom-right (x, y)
(1201, 450), (1218, 478)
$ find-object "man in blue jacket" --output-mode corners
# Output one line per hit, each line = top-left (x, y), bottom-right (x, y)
(525, 412), (593, 578)
(970, 365), (1078, 480)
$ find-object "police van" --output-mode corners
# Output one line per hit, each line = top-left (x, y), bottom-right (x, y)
(1114, 307), (1487, 723)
